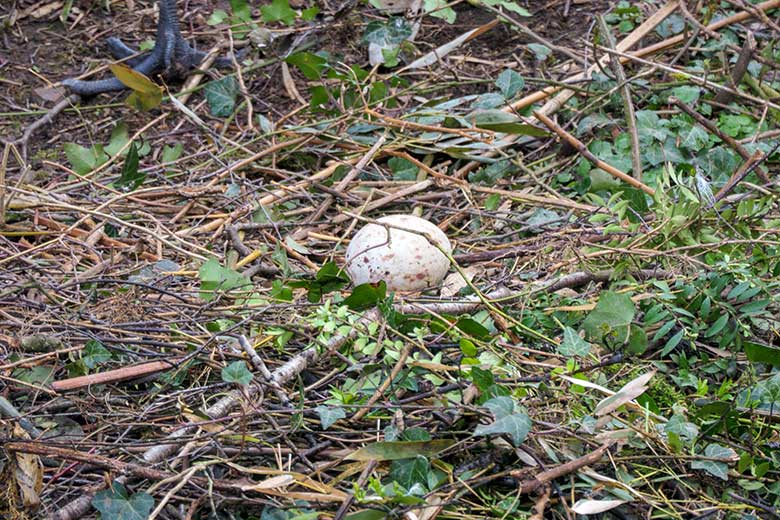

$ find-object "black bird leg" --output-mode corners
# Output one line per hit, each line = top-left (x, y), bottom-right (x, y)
(63, 0), (232, 96)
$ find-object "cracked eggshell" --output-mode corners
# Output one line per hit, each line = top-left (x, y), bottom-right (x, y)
(346, 215), (452, 291)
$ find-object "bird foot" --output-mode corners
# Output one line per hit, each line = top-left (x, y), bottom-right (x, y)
(62, 0), (233, 96)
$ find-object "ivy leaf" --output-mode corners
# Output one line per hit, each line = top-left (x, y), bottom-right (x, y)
(482, 396), (514, 419)
(198, 258), (251, 301)
(64, 143), (109, 175)
(388, 157), (418, 181)
(582, 291), (635, 344)
(471, 367), (495, 392)
(474, 411), (531, 446)
(343, 282), (387, 311)
(229, 0), (251, 22)
(204, 76), (238, 117)
(82, 340), (112, 369)
(558, 327), (591, 357)
(92, 482), (154, 520)
(744, 342), (780, 367)
(527, 43), (552, 61)
(389, 456), (430, 491)
(474, 397), (531, 446)
(207, 8), (229, 24)
(691, 444), (737, 481)
(363, 18), (413, 46)
(161, 143), (183, 165)
(316, 405), (346, 430)
(222, 361), (253, 385)
(105, 121), (131, 157)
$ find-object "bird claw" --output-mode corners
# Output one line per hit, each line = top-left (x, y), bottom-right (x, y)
(62, 0), (234, 97)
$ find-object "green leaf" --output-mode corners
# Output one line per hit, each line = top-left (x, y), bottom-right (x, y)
(497, 0), (530, 16)
(347, 440), (456, 461)
(471, 367), (495, 392)
(105, 121), (131, 157)
(482, 396), (514, 419)
(12, 365), (55, 385)
(582, 291), (636, 344)
(670, 85), (701, 104)
(495, 69), (524, 98)
(456, 318), (490, 340)
(343, 282), (387, 311)
(221, 361), (253, 385)
(691, 444), (737, 481)
(459, 338), (477, 357)
(652, 320), (676, 343)
(389, 456), (430, 490)
(82, 340), (112, 369)
(198, 258), (251, 301)
(346, 511), (387, 520)
(286, 52), (329, 80)
(402, 427), (431, 441)
(363, 18), (413, 46)
(558, 327), (591, 357)
(479, 0), (530, 16)
(161, 143), (183, 164)
(316, 261), (351, 287)
(527, 43), (552, 61)
(204, 76), (239, 117)
(388, 156), (418, 181)
(739, 300), (770, 314)
(315, 405), (346, 429)
(473, 409), (531, 446)
(744, 342), (780, 367)
(114, 142), (144, 191)
(466, 109), (547, 135)
(627, 326), (648, 354)
(655, 13), (684, 38)
(260, 0), (296, 24)
(422, 0), (456, 23)
(679, 124), (709, 151)
(301, 6), (319, 20)
(92, 482), (154, 520)
(704, 314), (729, 338)
(64, 143), (109, 175)
(207, 8), (229, 24)
(660, 328), (684, 356)
(664, 414), (699, 443)
(229, 0), (251, 21)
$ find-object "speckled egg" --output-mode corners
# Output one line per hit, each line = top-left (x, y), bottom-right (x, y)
(346, 215), (452, 291)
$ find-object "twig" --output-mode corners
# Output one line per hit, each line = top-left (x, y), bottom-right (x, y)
(713, 31), (756, 106)
(597, 15), (642, 180)
(510, 441), (616, 493)
(5, 94), (80, 162)
(50, 358), (184, 392)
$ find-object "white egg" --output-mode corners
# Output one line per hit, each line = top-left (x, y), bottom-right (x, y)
(346, 214), (452, 291)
